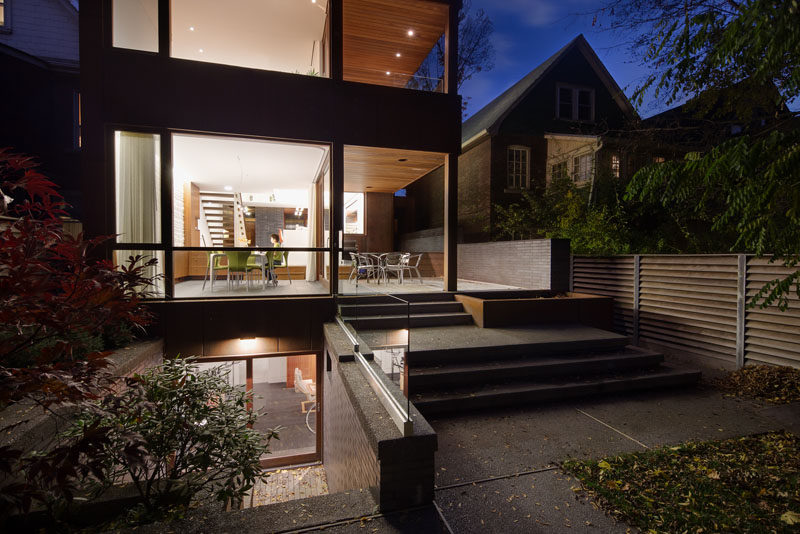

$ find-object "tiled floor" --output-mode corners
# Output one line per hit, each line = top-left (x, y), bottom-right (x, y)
(246, 464), (329, 508)
(173, 277), (521, 298)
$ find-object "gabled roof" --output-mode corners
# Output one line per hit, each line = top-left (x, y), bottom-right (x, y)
(461, 34), (636, 148)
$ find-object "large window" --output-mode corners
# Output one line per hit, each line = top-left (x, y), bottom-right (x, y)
(507, 146), (529, 189)
(112, 0), (159, 52)
(171, 0), (329, 76)
(557, 85), (594, 121)
(343, 192), (364, 234)
(551, 161), (568, 181)
(115, 131), (161, 243)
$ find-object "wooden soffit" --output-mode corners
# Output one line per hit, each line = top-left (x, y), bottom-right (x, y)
(344, 145), (445, 193)
(343, 0), (449, 88)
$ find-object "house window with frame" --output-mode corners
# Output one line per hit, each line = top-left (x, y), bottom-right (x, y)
(611, 154), (620, 178)
(0, 0), (9, 32)
(344, 192), (364, 235)
(506, 146), (529, 189)
(557, 85), (594, 121)
(572, 153), (594, 184)
(551, 161), (568, 181)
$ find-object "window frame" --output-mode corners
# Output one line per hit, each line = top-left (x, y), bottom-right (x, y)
(571, 153), (595, 184)
(0, 0), (11, 33)
(506, 145), (531, 191)
(556, 84), (595, 122)
(611, 154), (620, 178)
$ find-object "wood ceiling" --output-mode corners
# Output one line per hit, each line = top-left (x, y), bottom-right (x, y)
(343, 0), (450, 88)
(344, 145), (445, 193)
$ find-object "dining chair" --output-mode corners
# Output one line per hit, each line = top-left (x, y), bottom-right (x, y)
(246, 252), (266, 289)
(404, 253), (424, 283)
(349, 252), (377, 282)
(224, 250), (252, 289)
(294, 367), (316, 413)
(383, 253), (409, 284)
(203, 251), (228, 291)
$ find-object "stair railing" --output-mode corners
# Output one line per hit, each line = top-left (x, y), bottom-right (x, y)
(335, 275), (413, 435)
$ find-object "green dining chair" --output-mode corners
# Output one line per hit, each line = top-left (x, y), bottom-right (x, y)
(224, 250), (252, 289)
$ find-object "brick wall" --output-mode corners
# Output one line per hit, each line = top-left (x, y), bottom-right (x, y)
(322, 324), (438, 512)
(0, 0), (79, 64)
(458, 138), (492, 242)
(323, 356), (380, 496)
(254, 207), (284, 247)
(457, 238), (570, 291)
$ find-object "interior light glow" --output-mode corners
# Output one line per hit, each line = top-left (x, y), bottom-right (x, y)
(224, 185), (233, 191)
(407, 30), (414, 37)
(198, 48), (204, 53)
(189, 26), (195, 31)
(395, 52), (401, 57)
(239, 337), (257, 351)
(386, 71), (391, 75)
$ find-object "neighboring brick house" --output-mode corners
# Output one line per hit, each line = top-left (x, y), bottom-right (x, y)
(458, 34), (636, 242)
(0, 0), (81, 214)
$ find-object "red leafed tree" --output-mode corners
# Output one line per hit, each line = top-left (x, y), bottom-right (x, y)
(0, 148), (158, 516)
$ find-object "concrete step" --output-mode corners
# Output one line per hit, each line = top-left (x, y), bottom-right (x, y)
(338, 293), (456, 305)
(412, 365), (701, 416)
(339, 301), (464, 317)
(342, 312), (474, 330)
(408, 347), (664, 393)
(406, 335), (631, 367)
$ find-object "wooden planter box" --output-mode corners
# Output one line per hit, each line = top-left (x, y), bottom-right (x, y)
(455, 292), (614, 330)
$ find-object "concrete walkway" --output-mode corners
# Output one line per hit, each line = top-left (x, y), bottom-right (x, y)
(429, 376), (800, 533)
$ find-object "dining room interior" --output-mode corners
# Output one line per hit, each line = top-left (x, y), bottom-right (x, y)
(162, 131), (454, 298)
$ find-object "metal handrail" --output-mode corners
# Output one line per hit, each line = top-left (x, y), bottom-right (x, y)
(334, 316), (413, 437)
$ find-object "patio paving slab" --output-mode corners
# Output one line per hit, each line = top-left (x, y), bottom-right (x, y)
(436, 469), (630, 534)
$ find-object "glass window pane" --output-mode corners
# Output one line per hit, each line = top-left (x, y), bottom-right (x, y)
(112, 249), (165, 298)
(115, 131), (161, 243)
(559, 88), (573, 118)
(171, 0), (330, 77)
(253, 354), (317, 459)
(113, 0), (159, 52)
(344, 192), (364, 234)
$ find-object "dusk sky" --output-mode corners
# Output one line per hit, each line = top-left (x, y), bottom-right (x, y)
(460, 0), (657, 120)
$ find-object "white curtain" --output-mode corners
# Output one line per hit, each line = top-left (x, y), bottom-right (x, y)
(306, 183), (318, 281)
(115, 131), (161, 243)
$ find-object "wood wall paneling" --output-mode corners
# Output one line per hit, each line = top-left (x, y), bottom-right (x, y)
(344, 145), (445, 193)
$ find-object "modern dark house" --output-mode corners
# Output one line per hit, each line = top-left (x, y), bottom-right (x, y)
(79, 0), (461, 475)
(458, 34), (636, 242)
(0, 0), (81, 214)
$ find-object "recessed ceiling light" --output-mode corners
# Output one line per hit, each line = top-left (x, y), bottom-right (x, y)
(224, 185), (233, 191)
(386, 71), (391, 75)
(395, 52), (401, 58)
(311, 0), (316, 3)
(407, 30), (414, 37)
(189, 26), (195, 31)
(198, 48), (204, 53)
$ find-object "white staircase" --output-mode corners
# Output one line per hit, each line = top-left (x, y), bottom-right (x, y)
(199, 191), (249, 247)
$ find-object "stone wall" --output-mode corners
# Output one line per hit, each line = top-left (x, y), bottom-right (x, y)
(457, 238), (570, 291)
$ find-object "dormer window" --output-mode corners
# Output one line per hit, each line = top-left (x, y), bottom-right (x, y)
(557, 85), (594, 121)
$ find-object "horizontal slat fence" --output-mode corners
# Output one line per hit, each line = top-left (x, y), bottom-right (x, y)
(572, 255), (800, 369)
(571, 256), (635, 336)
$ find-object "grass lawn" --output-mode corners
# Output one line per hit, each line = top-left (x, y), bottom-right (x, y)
(563, 431), (800, 534)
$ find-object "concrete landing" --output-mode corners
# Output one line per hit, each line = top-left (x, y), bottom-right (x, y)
(359, 323), (628, 353)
